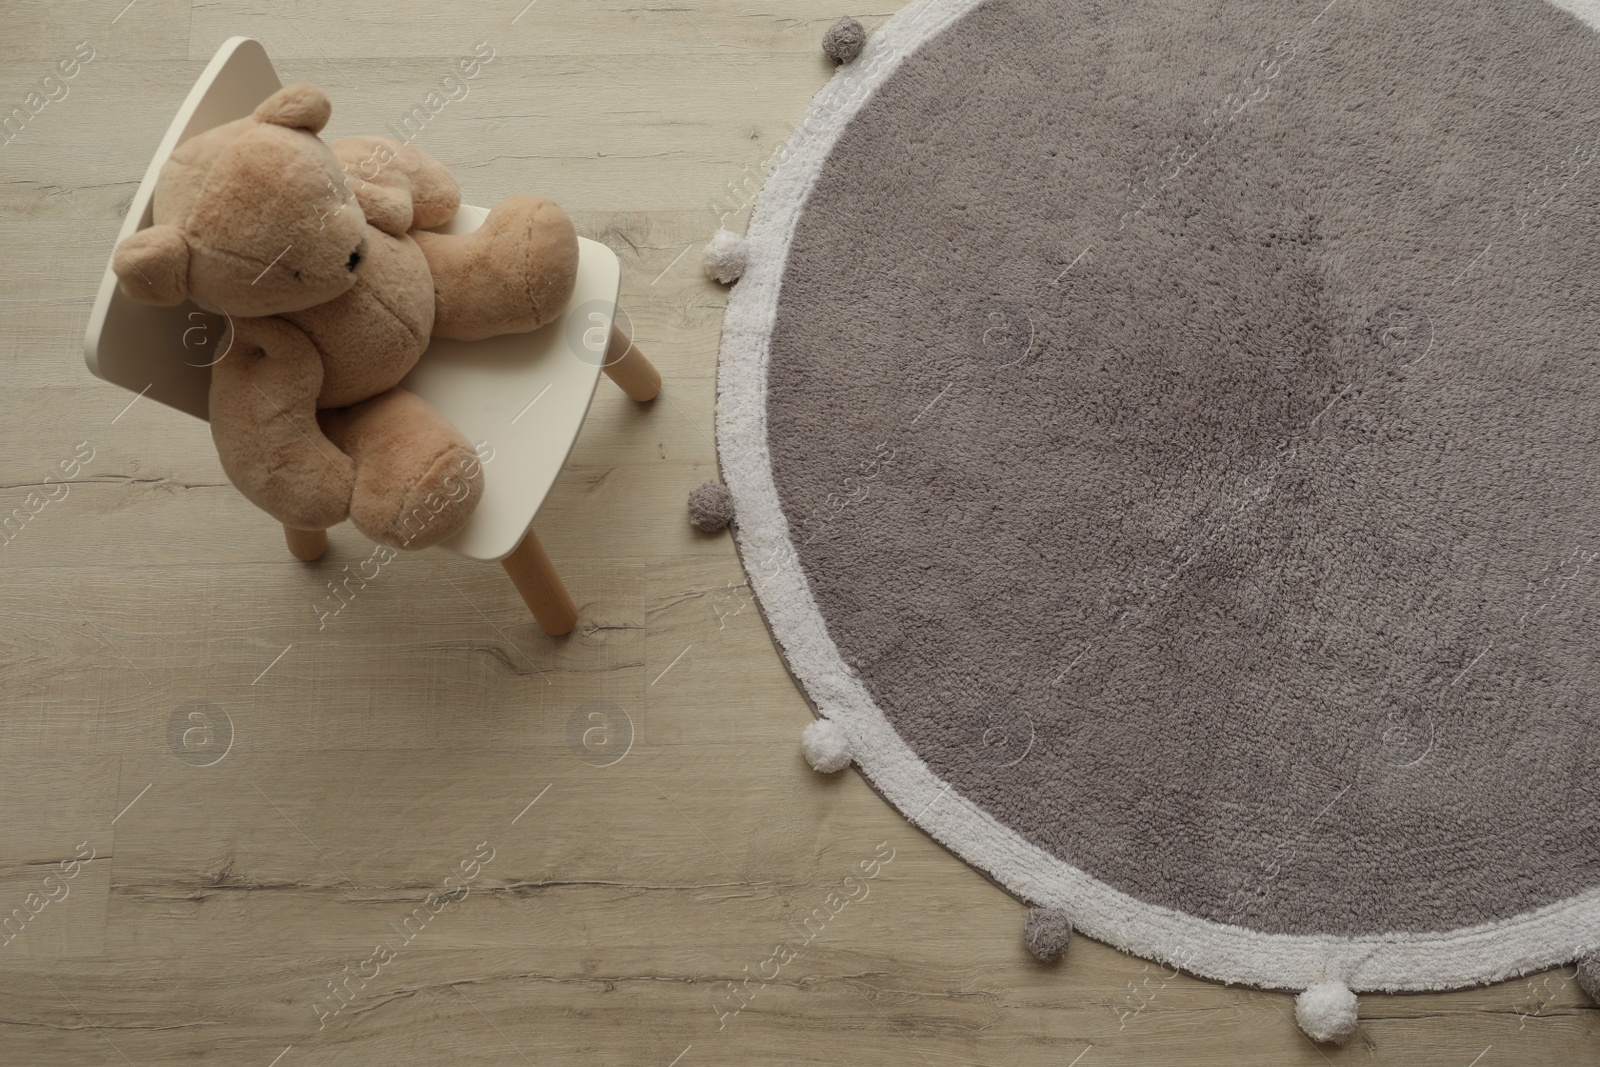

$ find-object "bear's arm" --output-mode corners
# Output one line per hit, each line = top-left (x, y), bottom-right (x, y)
(331, 135), (462, 236)
(210, 317), (354, 531)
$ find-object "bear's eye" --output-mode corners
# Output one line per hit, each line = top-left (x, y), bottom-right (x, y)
(292, 269), (302, 281)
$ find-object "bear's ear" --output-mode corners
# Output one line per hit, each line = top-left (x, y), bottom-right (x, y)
(253, 82), (332, 133)
(114, 224), (191, 306)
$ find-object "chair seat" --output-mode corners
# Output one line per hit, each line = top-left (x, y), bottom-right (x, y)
(82, 35), (621, 563)
(402, 212), (615, 561)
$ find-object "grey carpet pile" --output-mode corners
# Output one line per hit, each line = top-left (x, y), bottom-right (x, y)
(760, 0), (1600, 944)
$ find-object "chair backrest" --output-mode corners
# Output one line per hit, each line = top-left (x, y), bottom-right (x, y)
(82, 37), (282, 422)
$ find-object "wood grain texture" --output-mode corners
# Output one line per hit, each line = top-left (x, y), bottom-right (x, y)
(0, 2), (1593, 1065)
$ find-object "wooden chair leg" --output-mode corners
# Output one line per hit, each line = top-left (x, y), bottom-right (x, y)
(500, 527), (578, 636)
(603, 322), (661, 402)
(284, 526), (328, 561)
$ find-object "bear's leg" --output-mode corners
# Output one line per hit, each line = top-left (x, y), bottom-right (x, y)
(413, 196), (579, 342)
(318, 389), (485, 550)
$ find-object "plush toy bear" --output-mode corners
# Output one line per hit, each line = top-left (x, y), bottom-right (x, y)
(113, 82), (578, 549)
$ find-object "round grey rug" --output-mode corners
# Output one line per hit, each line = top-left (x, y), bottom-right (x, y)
(718, 0), (1600, 992)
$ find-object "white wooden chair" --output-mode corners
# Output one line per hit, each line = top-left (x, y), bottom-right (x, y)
(82, 37), (659, 636)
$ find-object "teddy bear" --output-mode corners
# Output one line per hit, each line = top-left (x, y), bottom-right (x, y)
(112, 81), (579, 549)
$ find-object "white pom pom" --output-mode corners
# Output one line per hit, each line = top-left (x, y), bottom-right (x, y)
(801, 719), (852, 773)
(702, 229), (749, 284)
(1294, 981), (1358, 1045)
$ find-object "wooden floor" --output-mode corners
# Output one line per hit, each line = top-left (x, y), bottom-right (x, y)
(1, 1), (1594, 1063)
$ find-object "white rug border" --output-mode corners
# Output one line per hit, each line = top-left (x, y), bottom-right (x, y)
(715, 0), (1600, 992)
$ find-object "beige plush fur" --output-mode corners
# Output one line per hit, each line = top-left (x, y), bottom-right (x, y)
(114, 82), (580, 548)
